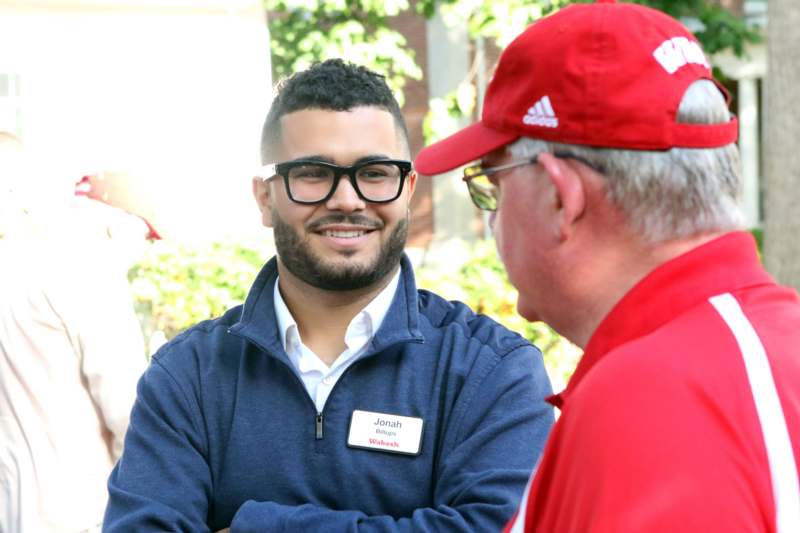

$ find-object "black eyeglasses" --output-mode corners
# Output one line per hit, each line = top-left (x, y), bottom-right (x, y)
(263, 159), (412, 204)
(462, 152), (603, 211)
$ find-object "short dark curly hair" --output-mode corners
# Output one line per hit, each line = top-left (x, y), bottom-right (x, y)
(260, 59), (410, 163)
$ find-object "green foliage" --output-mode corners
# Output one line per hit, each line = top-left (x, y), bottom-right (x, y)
(418, 0), (554, 47)
(129, 240), (269, 341)
(266, 0), (422, 106)
(416, 240), (581, 389)
(422, 83), (477, 143)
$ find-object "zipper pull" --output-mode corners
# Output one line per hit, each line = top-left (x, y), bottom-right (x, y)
(315, 413), (324, 440)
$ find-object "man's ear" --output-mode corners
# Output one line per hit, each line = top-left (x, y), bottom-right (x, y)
(537, 152), (586, 241)
(252, 177), (274, 228)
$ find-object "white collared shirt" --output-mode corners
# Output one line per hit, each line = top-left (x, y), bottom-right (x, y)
(273, 269), (400, 413)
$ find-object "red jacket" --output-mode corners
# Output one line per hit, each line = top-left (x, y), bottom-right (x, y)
(507, 231), (800, 533)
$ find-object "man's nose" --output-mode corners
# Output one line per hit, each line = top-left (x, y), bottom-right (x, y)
(326, 175), (366, 212)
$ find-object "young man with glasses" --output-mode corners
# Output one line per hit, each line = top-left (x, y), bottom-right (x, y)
(103, 59), (554, 532)
(416, 1), (800, 532)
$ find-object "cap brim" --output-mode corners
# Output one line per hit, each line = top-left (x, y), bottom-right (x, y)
(414, 121), (519, 176)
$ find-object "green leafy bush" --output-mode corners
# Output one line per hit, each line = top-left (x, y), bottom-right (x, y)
(129, 240), (269, 344)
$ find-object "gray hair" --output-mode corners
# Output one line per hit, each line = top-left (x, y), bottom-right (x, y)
(508, 80), (743, 244)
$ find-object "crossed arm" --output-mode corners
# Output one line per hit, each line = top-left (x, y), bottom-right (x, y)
(105, 348), (553, 532)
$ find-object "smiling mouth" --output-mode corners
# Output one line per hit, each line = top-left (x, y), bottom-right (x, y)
(310, 215), (382, 240)
(322, 229), (369, 238)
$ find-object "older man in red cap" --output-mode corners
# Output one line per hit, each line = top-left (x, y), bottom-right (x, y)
(416, 1), (800, 532)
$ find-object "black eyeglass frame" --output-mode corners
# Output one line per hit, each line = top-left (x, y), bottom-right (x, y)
(265, 158), (413, 205)
(461, 152), (603, 211)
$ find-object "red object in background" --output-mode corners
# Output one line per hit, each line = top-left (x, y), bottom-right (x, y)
(74, 174), (161, 240)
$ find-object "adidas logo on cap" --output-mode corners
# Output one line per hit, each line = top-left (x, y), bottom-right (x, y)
(523, 95), (559, 128)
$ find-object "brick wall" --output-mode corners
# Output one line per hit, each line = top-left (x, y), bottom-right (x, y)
(391, 8), (433, 248)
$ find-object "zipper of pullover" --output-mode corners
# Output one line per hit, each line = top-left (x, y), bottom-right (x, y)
(316, 413), (324, 439)
(228, 326), (423, 442)
(299, 346), (418, 440)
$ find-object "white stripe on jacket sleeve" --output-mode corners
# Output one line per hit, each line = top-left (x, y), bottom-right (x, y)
(710, 293), (800, 533)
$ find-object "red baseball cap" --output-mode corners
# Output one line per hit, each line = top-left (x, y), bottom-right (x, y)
(415, 0), (739, 175)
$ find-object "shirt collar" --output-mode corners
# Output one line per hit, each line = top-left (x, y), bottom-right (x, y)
(229, 255), (423, 359)
(273, 268), (401, 355)
(549, 231), (773, 409)
(273, 280), (296, 353)
(359, 267), (401, 338)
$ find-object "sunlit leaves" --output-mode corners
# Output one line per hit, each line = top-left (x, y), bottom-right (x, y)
(266, 0), (420, 105)
(129, 240), (269, 341)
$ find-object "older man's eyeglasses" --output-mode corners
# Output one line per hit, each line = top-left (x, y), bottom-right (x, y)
(462, 153), (602, 211)
(262, 159), (412, 204)
(462, 157), (539, 212)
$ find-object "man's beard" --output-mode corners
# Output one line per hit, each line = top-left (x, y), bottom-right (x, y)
(272, 211), (408, 291)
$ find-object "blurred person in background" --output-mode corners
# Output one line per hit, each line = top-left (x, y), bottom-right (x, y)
(0, 132), (149, 532)
(104, 59), (555, 532)
(73, 173), (160, 271)
(416, 1), (800, 531)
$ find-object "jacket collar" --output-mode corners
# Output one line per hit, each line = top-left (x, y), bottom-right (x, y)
(228, 254), (424, 360)
(549, 231), (773, 408)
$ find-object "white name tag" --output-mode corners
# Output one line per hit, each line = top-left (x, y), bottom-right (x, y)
(347, 410), (424, 456)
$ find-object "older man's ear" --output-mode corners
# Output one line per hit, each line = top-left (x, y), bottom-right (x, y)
(536, 153), (587, 243)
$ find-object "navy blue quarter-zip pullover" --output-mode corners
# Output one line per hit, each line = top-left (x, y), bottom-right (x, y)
(104, 255), (554, 532)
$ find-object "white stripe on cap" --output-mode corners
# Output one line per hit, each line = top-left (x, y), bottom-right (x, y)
(540, 95), (556, 117)
(710, 293), (800, 533)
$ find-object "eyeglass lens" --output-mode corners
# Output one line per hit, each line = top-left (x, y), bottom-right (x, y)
(465, 174), (497, 211)
(285, 162), (404, 203)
